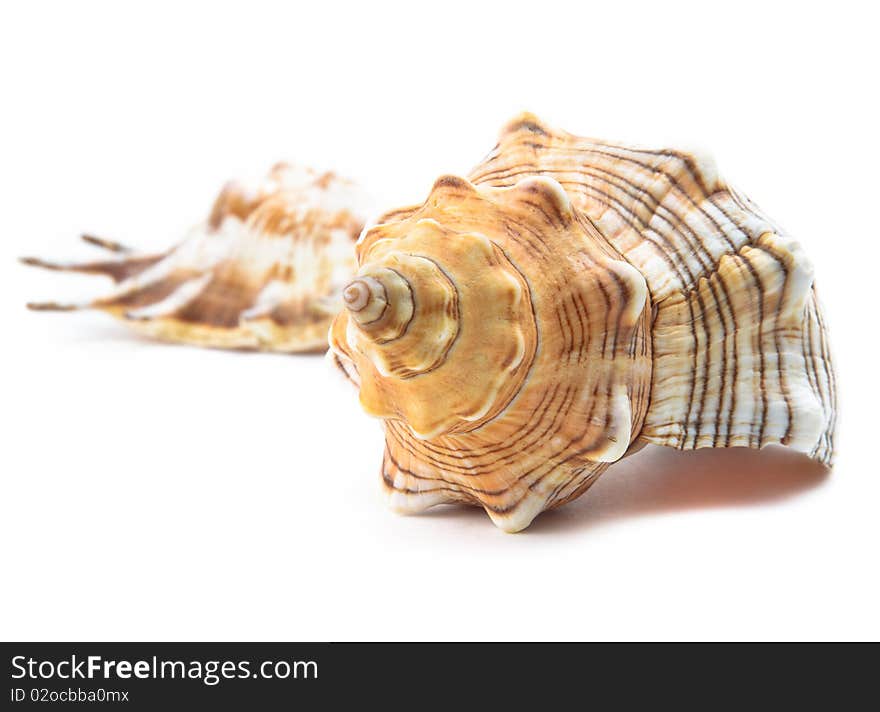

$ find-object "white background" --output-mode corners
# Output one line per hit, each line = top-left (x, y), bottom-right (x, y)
(1, 1), (877, 641)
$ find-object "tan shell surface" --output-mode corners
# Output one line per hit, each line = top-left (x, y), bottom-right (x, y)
(24, 164), (371, 352)
(331, 113), (837, 531)
(331, 173), (653, 532)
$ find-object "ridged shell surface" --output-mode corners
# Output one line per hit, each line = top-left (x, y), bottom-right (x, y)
(330, 113), (837, 532)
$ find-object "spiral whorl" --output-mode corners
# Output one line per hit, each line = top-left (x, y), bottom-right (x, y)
(330, 202), (539, 439)
(343, 269), (413, 343)
(329, 171), (653, 531)
(342, 277), (384, 318)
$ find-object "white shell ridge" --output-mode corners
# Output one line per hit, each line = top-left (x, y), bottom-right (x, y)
(471, 112), (837, 466)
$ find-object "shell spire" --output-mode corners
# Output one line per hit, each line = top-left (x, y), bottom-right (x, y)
(22, 164), (373, 352)
(331, 171), (652, 531)
(331, 113), (837, 532)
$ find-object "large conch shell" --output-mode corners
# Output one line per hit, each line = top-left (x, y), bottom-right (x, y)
(23, 164), (371, 352)
(330, 113), (837, 532)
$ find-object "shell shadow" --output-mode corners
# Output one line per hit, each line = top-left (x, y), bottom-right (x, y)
(529, 445), (830, 535)
(418, 445), (830, 534)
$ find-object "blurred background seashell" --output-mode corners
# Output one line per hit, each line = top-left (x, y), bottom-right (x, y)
(22, 164), (373, 352)
(330, 113), (837, 532)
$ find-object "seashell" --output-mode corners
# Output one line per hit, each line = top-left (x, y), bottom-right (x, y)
(23, 163), (372, 352)
(329, 113), (837, 532)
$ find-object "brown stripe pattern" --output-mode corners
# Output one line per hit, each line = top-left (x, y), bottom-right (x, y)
(469, 113), (836, 467)
(330, 171), (653, 531)
(331, 112), (837, 531)
(22, 163), (370, 353)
